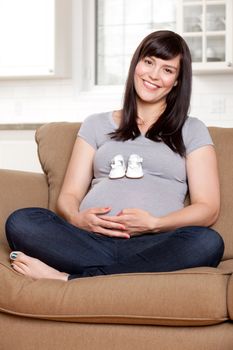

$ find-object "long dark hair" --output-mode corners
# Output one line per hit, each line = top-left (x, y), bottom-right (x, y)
(110, 30), (192, 157)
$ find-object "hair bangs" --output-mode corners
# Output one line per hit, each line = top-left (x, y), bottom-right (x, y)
(140, 36), (183, 61)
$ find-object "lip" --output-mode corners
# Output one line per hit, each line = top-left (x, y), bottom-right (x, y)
(142, 79), (161, 90)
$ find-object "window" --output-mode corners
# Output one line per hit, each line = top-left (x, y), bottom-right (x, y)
(96, 0), (176, 85)
(0, 0), (177, 126)
(0, 0), (71, 77)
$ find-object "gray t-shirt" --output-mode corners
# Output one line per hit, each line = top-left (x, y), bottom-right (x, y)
(78, 111), (213, 217)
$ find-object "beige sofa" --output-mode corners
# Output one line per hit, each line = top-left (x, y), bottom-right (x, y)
(0, 122), (233, 350)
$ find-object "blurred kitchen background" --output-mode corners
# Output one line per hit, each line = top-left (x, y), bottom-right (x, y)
(0, 0), (232, 172)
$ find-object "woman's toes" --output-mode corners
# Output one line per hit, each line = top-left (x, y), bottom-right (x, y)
(10, 251), (69, 281)
(10, 251), (32, 264)
(11, 261), (28, 275)
(10, 251), (21, 260)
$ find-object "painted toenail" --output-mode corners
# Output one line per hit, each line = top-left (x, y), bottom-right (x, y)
(10, 252), (18, 260)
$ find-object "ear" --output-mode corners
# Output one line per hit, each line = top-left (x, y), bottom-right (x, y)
(173, 81), (178, 87)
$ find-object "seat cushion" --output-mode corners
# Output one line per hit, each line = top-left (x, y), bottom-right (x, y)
(0, 263), (230, 326)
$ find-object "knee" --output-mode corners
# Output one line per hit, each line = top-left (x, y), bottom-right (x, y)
(177, 226), (225, 267)
(202, 227), (224, 253)
(193, 227), (225, 266)
(5, 209), (26, 249)
(6, 209), (25, 235)
(5, 207), (49, 243)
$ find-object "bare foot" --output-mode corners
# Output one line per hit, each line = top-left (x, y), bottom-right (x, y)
(10, 251), (69, 281)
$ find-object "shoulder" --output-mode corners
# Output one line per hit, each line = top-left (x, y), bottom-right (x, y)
(78, 111), (115, 150)
(183, 116), (207, 132)
(79, 111), (115, 134)
(182, 117), (213, 155)
(81, 111), (113, 127)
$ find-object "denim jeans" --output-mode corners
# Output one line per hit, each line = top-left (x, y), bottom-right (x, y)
(5, 207), (225, 280)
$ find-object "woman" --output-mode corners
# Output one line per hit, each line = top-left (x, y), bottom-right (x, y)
(6, 30), (224, 281)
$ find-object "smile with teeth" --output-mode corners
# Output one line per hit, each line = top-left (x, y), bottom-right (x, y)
(143, 79), (161, 90)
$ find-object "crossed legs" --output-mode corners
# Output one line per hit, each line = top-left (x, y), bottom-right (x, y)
(5, 208), (225, 281)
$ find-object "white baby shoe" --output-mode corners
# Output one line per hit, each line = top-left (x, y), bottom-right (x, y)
(126, 154), (143, 179)
(109, 154), (126, 179)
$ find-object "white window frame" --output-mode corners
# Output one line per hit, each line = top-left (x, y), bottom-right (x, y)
(74, 0), (124, 111)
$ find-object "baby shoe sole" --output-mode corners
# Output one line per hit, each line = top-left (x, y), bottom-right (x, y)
(125, 175), (143, 179)
(109, 175), (125, 179)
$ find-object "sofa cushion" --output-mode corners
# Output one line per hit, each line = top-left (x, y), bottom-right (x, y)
(1, 313), (233, 350)
(35, 122), (80, 211)
(219, 259), (233, 272)
(0, 264), (230, 326)
(0, 169), (48, 246)
(227, 273), (233, 321)
(209, 127), (233, 260)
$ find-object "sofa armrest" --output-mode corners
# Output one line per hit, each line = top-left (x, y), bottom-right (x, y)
(227, 273), (233, 320)
(0, 169), (48, 245)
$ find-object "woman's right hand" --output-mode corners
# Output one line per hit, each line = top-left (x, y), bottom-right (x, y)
(69, 207), (130, 239)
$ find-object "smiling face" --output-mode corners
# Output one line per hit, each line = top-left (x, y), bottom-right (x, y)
(134, 55), (180, 107)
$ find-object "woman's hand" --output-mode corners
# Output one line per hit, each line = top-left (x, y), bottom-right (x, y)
(102, 208), (157, 237)
(69, 207), (130, 239)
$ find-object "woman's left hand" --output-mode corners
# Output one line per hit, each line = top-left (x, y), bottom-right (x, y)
(101, 208), (157, 237)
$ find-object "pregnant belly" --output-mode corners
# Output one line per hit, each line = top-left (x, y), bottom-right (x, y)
(79, 176), (185, 217)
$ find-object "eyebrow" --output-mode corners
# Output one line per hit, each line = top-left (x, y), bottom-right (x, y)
(164, 65), (178, 71)
(148, 56), (179, 70)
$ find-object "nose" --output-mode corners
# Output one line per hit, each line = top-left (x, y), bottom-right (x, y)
(148, 66), (160, 80)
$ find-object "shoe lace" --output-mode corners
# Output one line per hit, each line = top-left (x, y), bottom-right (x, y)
(128, 157), (142, 168)
(111, 159), (124, 169)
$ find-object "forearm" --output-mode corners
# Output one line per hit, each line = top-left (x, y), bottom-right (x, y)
(153, 203), (220, 233)
(56, 193), (80, 224)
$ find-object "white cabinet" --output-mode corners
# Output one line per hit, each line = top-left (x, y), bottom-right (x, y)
(177, 0), (233, 73)
(0, 0), (71, 78)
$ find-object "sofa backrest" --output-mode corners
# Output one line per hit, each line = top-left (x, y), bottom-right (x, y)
(36, 123), (233, 260)
(36, 122), (80, 212)
(208, 127), (233, 260)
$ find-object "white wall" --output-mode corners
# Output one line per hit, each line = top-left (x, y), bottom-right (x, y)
(191, 75), (233, 127)
(0, 130), (42, 173)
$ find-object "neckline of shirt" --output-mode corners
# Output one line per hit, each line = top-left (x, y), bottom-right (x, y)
(108, 111), (146, 137)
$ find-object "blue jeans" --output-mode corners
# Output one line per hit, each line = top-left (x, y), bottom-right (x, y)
(5, 207), (224, 280)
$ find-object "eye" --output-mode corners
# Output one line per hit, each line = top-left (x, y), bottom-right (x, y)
(164, 67), (173, 74)
(144, 57), (153, 65)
